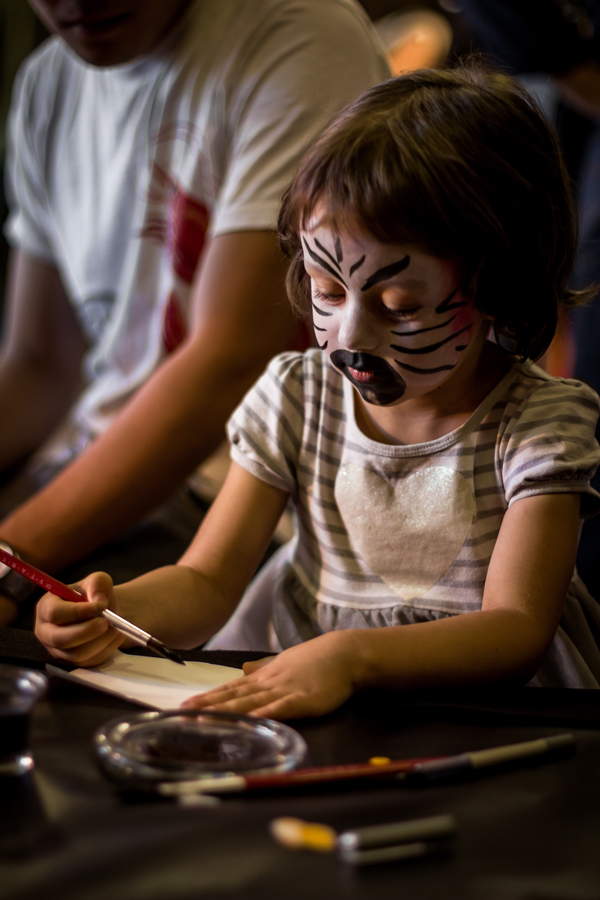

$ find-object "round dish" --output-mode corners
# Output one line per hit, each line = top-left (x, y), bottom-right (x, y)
(94, 709), (307, 787)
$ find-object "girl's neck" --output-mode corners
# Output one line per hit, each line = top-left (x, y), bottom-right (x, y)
(354, 340), (514, 446)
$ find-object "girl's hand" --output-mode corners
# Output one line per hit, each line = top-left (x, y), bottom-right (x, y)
(34, 571), (124, 667)
(182, 631), (359, 720)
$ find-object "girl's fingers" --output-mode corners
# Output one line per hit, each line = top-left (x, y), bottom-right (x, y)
(77, 571), (114, 604)
(187, 688), (285, 716)
(34, 569), (119, 667)
(183, 675), (254, 703)
(36, 595), (121, 661)
(38, 594), (102, 626)
(181, 663), (324, 720)
(42, 615), (110, 651)
(182, 678), (266, 708)
(47, 629), (124, 667)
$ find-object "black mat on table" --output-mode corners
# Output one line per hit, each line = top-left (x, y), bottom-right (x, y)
(2, 625), (599, 728)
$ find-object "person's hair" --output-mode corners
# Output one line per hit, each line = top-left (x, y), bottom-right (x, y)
(279, 61), (594, 360)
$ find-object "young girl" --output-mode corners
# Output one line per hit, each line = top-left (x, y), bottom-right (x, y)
(36, 64), (600, 719)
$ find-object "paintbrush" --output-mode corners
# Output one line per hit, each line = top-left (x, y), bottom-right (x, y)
(0, 547), (185, 665)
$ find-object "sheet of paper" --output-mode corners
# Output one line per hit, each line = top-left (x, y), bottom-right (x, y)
(46, 650), (241, 710)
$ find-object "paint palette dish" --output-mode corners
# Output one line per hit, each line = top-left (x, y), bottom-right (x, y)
(94, 709), (307, 787)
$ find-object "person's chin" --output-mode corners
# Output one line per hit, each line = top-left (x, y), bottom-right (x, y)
(61, 19), (141, 66)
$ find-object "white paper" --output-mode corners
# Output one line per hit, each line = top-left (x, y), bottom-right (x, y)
(46, 650), (241, 710)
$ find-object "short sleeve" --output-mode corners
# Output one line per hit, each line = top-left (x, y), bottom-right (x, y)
(3, 49), (56, 261)
(502, 377), (600, 517)
(226, 352), (307, 495)
(211, 2), (389, 235)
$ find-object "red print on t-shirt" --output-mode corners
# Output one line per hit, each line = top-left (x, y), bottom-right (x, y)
(141, 161), (210, 353)
(169, 188), (209, 284)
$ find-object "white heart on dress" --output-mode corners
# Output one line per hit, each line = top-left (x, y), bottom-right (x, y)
(334, 464), (474, 600)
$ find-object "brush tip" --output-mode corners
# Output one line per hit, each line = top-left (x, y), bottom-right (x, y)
(147, 637), (186, 665)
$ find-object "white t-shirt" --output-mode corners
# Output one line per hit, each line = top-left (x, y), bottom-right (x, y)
(211, 349), (600, 689)
(4, 0), (388, 441)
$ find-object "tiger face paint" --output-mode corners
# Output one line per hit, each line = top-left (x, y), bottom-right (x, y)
(301, 224), (486, 407)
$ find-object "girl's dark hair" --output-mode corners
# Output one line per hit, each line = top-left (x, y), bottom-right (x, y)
(279, 62), (594, 360)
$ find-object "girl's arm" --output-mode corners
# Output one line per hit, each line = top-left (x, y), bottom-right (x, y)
(34, 463), (289, 666)
(186, 492), (580, 719)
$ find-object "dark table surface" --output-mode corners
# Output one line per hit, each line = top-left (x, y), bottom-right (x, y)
(2, 625), (600, 900)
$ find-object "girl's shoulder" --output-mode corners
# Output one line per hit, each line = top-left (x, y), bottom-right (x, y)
(508, 361), (600, 417)
(498, 363), (600, 514)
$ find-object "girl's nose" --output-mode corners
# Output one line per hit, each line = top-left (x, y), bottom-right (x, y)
(337, 301), (379, 351)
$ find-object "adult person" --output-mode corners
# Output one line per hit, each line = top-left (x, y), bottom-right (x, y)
(0, 0), (388, 624)
(460, 0), (600, 601)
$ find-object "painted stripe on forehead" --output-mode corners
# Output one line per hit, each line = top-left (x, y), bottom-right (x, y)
(361, 255), (410, 291)
(349, 255), (366, 277)
(303, 237), (348, 286)
(314, 238), (344, 277)
(391, 314), (457, 337)
(390, 323), (472, 355)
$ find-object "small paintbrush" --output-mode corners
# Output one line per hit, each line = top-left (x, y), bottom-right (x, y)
(0, 546), (185, 665)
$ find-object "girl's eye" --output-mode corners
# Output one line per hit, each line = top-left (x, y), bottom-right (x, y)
(313, 288), (345, 304)
(384, 305), (419, 321)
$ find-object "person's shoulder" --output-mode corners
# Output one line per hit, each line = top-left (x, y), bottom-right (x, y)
(195, 0), (386, 63)
(15, 36), (76, 84)
(224, 0), (376, 29)
(176, 0), (387, 123)
(493, 360), (600, 446)
(11, 36), (80, 113)
(511, 361), (600, 414)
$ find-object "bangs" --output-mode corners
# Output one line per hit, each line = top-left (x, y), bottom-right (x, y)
(289, 117), (457, 256)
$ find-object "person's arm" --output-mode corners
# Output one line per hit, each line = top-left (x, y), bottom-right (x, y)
(0, 231), (296, 571)
(0, 250), (89, 472)
(34, 462), (289, 666)
(184, 492), (579, 719)
(0, 250), (89, 624)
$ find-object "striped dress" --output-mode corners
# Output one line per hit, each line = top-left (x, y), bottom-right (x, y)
(211, 349), (600, 688)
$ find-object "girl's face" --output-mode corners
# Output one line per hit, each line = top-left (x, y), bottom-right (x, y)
(301, 220), (487, 407)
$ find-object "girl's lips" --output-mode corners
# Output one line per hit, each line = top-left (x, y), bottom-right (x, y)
(348, 367), (377, 383)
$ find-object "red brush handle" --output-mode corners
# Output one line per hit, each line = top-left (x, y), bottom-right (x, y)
(0, 547), (85, 603)
(241, 756), (438, 789)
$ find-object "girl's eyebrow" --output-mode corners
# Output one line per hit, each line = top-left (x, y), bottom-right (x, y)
(361, 255), (410, 291)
